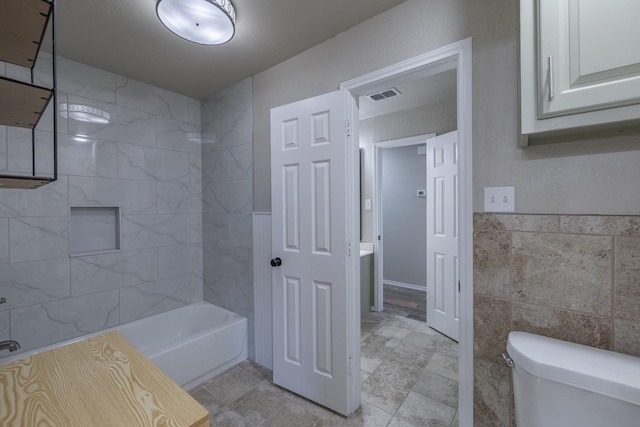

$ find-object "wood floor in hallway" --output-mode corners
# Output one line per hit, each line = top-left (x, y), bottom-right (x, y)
(382, 284), (427, 322)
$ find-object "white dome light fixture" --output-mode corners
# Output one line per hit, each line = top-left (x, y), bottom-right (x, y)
(60, 103), (111, 124)
(156, 0), (236, 45)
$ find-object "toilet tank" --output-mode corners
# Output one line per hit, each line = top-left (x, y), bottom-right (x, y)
(507, 332), (640, 427)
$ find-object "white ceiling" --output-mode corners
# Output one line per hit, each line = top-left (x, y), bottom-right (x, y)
(53, 0), (407, 99)
(359, 69), (457, 120)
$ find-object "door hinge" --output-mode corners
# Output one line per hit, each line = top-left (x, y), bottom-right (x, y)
(345, 120), (351, 136)
(348, 357), (352, 375)
(458, 280), (461, 293)
(347, 239), (352, 256)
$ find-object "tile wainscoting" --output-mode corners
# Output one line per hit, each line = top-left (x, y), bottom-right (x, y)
(473, 213), (640, 426)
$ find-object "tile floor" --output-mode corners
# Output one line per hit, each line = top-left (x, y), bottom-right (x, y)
(189, 312), (458, 426)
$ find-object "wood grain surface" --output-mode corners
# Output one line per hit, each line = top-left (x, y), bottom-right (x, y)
(0, 331), (209, 427)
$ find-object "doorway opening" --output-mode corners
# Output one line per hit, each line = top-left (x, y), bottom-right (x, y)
(372, 134), (437, 322)
(342, 38), (473, 426)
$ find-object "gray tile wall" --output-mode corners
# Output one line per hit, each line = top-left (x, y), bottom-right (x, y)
(201, 78), (254, 359)
(0, 55), (203, 353)
(473, 213), (640, 426)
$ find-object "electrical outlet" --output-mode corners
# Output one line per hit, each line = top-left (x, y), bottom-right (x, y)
(484, 186), (515, 212)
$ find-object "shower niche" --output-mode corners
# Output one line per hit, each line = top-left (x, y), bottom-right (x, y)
(69, 206), (121, 256)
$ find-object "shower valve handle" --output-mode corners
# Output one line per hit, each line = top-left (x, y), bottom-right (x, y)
(270, 257), (282, 267)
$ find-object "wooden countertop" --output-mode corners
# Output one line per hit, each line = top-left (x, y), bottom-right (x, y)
(0, 331), (209, 427)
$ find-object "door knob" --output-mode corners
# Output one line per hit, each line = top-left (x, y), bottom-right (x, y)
(270, 257), (282, 267)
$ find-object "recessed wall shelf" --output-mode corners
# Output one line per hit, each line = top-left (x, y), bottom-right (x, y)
(69, 206), (121, 257)
(0, 0), (57, 189)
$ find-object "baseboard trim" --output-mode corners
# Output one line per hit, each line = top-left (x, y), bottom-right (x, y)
(383, 280), (427, 292)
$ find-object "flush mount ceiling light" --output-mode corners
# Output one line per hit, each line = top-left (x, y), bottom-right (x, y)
(60, 103), (111, 124)
(156, 0), (236, 45)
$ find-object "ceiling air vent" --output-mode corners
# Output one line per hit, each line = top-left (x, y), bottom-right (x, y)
(368, 87), (401, 101)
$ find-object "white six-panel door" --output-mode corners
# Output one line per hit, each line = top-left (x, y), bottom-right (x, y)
(426, 131), (459, 342)
(270, 90), (353, 415)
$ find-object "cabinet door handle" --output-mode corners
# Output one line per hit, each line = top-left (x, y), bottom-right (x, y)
(547, 56), (555, 100)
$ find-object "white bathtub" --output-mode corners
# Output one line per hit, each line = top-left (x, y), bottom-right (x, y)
(0, 302), (248, 391)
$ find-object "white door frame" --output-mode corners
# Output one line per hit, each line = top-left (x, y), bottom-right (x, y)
(373, 133), (436, 312)
(341, 37), (473, 426)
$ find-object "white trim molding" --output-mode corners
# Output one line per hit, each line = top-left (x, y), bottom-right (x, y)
(383, 280), (427, 293)
(252, 212), (272, 369)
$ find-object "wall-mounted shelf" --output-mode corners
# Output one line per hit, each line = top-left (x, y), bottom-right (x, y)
(0, 78), (53, 129)
(0, 0), (51, 67)
(0, 174), (55, 189)
(0, 0), (57, 189)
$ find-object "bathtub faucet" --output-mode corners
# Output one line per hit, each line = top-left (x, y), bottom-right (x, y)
(0, 340), (20, 353)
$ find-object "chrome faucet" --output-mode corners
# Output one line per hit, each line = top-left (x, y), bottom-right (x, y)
(0, 340), (20, 353)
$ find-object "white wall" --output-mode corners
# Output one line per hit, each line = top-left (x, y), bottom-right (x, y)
(471, 0), (640, 214)
(254, 0), (640, 216)
(381, 145), (427, 287)
(253, 0), (470, 212)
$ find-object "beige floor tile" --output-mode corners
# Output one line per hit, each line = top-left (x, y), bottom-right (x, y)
(451, 410), (459, 426)
(387, 416), (419, 427)
(188, 387), (224, 418)
(361, 331), (372, 342)
(361, 333), (402, 355)
(291, 397), (346, 426)
(360, 346), (386, 373)
(387, 315), (423, 330)
(389, 342), (436, 368)
(401, 331), (446, 352)
(436, 339), (459, 359)
(201, 367), (261, 404)
(375, 324), (413, 340)
(412, 371), (458, 408)
(208, 408), (252, 427)
(262, 399), (323, 427)
(361, 373), (410, 414)
(361, 314), (388, 333)
(230, 380), (289, 425)
(415, 322), (443, 336)
(361, 369), (371, 382)
(367, 358), (424, 390)
(396, 391), (456, 427)
(236, 359), (273, 382)
(426, 353), (458, 381)
(341, 401), (393, 426)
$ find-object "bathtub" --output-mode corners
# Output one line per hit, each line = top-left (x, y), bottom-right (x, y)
(0, 302), (248, 391)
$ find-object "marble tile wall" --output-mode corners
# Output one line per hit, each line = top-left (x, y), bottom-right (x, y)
(0, 55), (203, 353)
(201, 78), (254, 359)
(473, 213), (640, 426)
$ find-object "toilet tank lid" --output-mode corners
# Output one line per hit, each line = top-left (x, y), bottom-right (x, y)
(507, 331), (640, 404)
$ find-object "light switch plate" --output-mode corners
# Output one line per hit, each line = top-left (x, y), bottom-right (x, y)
(484, 186), (515, 212)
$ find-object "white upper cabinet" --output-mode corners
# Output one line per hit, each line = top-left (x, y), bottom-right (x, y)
(520, 0), (640, 145)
